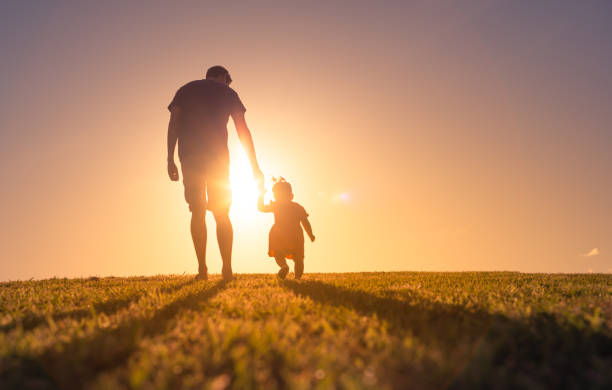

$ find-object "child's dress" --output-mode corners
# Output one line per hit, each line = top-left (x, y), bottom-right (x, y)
(266, 201), (309, 259)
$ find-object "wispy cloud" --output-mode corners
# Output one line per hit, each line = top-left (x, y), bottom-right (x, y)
(581, 248), (600, 257)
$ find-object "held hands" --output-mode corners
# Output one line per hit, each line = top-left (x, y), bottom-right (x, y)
(168, 160), (179, 181)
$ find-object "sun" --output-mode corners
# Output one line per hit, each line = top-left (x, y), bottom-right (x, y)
(229, 149), (260, 214)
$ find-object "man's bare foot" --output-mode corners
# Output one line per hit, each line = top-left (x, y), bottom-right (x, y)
(222, 274), (234, 283)
(222, 266), (234, 282)
(194, 272), (208, 281)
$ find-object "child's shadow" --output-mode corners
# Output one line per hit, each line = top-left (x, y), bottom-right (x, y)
(281, 279), (612, 389)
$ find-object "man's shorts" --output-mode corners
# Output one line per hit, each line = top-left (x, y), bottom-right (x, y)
(181, 157), (231, 214)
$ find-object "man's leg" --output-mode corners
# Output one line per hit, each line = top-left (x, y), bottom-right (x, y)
(213, 211), (233, 281)
(182, 166), (208, 280)
(190, 209), (208, 278)
(208, 156), (233, 281)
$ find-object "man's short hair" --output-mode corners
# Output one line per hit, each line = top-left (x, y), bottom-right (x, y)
(206, 65), (230, 79)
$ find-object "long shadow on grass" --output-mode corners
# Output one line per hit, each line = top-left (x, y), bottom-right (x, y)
(282, 279), (612, 389)
(0, 280), (195, 333)
(1, 280), (225, 390)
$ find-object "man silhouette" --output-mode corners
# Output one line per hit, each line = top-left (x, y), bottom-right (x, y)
(167, 65), (263, 281)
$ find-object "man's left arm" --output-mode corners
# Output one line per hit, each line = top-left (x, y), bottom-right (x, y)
(167, 106), (180, 181)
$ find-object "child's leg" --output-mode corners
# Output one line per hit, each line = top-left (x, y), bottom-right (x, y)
(275, 255), (289, 279)
(294, 257), (304, 279)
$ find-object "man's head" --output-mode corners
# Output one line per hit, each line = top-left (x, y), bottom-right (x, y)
(205, 65), (232, 85)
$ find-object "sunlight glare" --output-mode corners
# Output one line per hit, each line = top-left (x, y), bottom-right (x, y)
(230, 149), (259, 216)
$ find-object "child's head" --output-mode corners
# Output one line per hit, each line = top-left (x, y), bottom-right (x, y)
(271, 177), (293, 202)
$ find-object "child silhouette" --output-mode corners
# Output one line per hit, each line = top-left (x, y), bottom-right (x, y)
(258, 178), (315, 279)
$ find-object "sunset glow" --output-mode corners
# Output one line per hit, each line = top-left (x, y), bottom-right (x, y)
(1, 1), (611, 280)
(229, 148), (259, 215)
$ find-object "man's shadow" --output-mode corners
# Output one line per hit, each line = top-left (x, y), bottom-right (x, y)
(281, 279), (612, 389)
(1, 279), (195, 333)
(2, 280), (227, 390)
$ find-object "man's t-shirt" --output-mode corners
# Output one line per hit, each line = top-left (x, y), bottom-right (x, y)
(168, 79), (246, 166)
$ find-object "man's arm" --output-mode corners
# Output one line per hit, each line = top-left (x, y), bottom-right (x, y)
(167, 106), (180, 181)
(231, 111), (263, 188)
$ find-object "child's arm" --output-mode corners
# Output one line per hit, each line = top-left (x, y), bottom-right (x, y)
(257, 192), (273, 212)
(301, 216), (315, 242)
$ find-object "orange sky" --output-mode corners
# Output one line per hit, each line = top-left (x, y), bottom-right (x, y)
(1, 1), (611, 280)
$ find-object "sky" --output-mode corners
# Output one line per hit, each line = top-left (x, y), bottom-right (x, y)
(1, 0), (611, 280)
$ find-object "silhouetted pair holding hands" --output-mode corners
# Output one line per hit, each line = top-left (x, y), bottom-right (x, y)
(167, 66), (314, 282)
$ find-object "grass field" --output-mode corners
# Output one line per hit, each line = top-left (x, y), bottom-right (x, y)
(1, 272), (611, 389)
